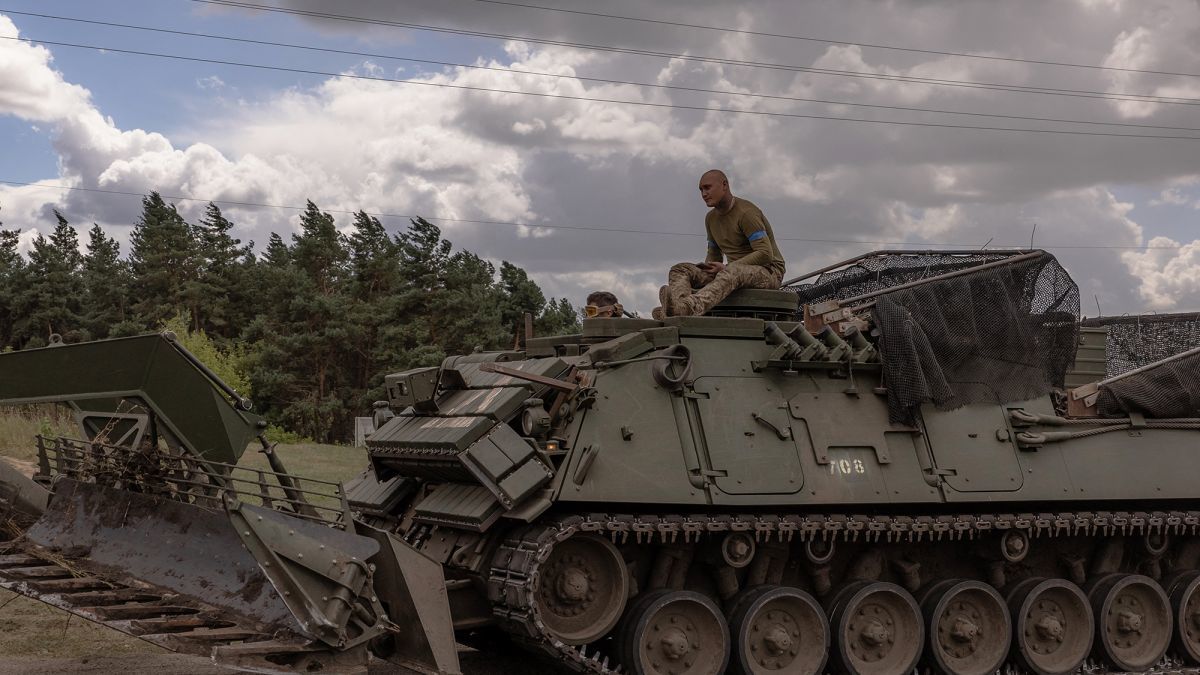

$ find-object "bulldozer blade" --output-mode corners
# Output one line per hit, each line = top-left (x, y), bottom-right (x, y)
(360, 524), (462, 675)
(225, 497), (388, 649)
(224, 499), (461, 674)
(23, 477), (297, 631)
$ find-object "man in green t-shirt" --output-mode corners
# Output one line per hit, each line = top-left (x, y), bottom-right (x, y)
(653, 170), (786, 319)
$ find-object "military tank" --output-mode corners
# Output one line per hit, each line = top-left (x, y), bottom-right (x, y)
(0, 249), (1199, 675)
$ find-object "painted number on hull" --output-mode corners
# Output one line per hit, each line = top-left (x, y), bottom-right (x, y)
(829, 458), (866, 477)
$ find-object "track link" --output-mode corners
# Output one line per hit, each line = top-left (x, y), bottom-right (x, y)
(489, 510), (1200, 674)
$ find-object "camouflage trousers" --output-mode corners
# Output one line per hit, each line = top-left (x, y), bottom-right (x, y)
(664, 262), (781, 316)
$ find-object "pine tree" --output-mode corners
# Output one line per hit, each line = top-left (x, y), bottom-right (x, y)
(344, 211), (403, 408)
(382, 217), (509, 370)
(498, 261), (547, 346)
(185, 203), (252, 338)
(128, 192), (196, 326)
(0, 208), (25, 348)
(244, 202), (351, 442)
(14, 212), (84, 345)
(81, 224), (134, 339)
(539, 297), (582, 335)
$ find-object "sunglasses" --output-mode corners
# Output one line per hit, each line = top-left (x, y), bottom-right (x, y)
(584, 304), (619, 318)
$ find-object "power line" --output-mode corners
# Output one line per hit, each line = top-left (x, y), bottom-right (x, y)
(8, 35), (1200, 142)
(7, 8), (1200, 133)
(0, 180), (1185, 251)
(462, 0), (1200, 80)
(190, 0), (1200, 107)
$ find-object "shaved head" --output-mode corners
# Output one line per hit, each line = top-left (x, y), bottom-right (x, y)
(699, 169), (733, 210)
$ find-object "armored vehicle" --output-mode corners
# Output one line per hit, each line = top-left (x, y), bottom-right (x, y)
(0, 250), (1199, 675)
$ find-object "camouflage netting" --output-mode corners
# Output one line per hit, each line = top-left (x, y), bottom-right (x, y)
(1081, 313), (1200, 377)
(791, 251), (1018, 305)
(1081, 313), (1200, 418)
(790, 252), (1080, 424)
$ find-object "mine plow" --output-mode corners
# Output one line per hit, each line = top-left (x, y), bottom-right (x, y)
(0, 333), (460, 674)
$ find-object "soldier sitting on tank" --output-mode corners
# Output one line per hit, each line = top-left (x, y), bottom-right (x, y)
(584, 290), (624, 318)
(652, 170), (786, 319)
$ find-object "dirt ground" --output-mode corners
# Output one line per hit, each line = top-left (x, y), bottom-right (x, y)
(0, 650), (541, 675)
(0, 651), (542, 674)
(0, 586), (547, 673)
(0, 606), (543, 674)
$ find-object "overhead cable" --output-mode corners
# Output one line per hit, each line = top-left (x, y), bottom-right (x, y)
(188, 0), (1200, 106)
(7, 35), (1200, 142)
(461, 0), (1200, 80)
(4, 8), (1200, 133)
(0, 180), (1184, 251)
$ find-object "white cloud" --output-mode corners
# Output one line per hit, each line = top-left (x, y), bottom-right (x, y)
(1101, 4), (1200, 118)
(196, 75), (226, 90)
(1123, 237), (1200, 309)
(0, 16), (92, 122)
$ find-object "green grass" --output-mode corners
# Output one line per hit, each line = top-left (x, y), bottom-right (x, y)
(238, 442), (369, 485)
(0, 405), (368, 484)
(0, 405), (76, 465)
(0, 591), (160, 658)
(233, 442), (370, 516)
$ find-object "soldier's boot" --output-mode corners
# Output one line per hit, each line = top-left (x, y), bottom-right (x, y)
(657, 285), (675, 318)
(666, 263), (711, 316)
(651, 306), (666, 320)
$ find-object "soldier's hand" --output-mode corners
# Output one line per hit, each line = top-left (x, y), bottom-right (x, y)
(703, 261), (726, 273)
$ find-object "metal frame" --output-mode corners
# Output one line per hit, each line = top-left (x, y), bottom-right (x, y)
(781, 248), (1034, 287)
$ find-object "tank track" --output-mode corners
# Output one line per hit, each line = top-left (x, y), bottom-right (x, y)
(488, 510), (1200, 675)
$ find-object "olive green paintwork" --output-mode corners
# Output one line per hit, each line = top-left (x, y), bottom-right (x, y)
(367, 308), (1200, 523)
(0, 333), (262, 464)
(549, 317), (1200, 508)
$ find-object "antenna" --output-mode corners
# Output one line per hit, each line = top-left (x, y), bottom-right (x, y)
(1094, 294), (1102, 317)
(1029, 223), (1038, 250)
(979, 237), (994, 250)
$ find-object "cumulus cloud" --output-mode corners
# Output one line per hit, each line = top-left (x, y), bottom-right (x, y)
(1123, 238), (1200, 309)
(1101, 2), (1200, 119)
(0, 16), (91, 122)
(2, 1), (1200, 315)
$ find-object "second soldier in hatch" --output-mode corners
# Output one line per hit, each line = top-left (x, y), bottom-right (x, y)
(653, 170), (786, 319)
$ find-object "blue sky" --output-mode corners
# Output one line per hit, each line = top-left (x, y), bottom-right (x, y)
(0, 0), (506, 180)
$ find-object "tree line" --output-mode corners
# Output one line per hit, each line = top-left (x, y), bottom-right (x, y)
(0, 195), (579, 442)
